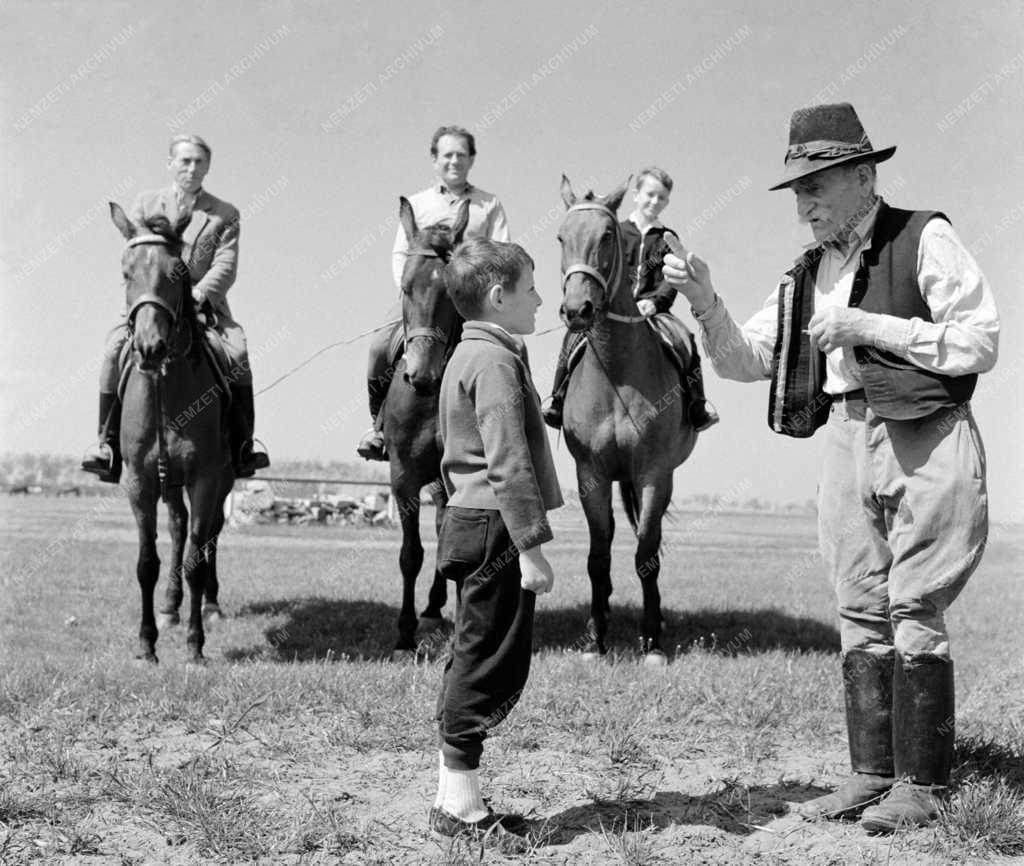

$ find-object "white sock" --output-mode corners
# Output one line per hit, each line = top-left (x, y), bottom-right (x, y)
(432, 750), (447, 809)
(441, 767), (488, 822)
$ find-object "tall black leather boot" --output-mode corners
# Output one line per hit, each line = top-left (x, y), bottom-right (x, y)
(796, 650), (895, 819)
(81, 392), (122, 483)
(860, 654), (954, 832)
(541, 333), (574, 430)
(356, 377), (391, 461)
(229, 384), (270, 478)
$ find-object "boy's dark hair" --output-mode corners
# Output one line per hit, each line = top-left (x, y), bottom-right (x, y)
(635, 166), (673, 192)
(445, 238), (533, 319)
(430, 125), (476, 157)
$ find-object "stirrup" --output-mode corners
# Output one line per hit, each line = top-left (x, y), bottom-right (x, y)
(356, 428), (387, 461)
(81, 442), (122, 484)
(234, 438), (270, 477)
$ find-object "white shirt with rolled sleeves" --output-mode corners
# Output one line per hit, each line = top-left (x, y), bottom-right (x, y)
(391, 183), (510, 288)
(692, 201), (999, 391)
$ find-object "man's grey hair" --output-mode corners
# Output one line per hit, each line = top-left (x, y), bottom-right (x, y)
(169, 134), (212, 160)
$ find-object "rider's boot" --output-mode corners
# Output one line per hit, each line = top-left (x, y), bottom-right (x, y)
(81, 392), (123, 484)
(229, 384), (270, 478)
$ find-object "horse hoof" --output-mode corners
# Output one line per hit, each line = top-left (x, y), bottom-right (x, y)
(390, 648), (418, 663)
(417, 616), (446, 634)
(134, 653), (158, 665)
(202, 604), (225, 625)
(157, 612), (180, 630)
(643, 650), (668, 667)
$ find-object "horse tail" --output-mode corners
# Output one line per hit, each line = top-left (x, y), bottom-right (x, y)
(618, 480), (640, 536)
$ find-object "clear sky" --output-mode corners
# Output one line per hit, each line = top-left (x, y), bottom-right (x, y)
(2, 0), (1022, 521)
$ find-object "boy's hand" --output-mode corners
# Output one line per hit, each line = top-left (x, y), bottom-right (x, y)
(520, 546), (555, 594)
(662, 235), (716, 313)
(636, 299), (657, 317)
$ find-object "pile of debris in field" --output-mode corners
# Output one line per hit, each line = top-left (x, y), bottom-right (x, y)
(229, 481), (393, 527)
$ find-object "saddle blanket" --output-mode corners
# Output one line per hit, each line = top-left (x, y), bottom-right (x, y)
(565, 312), (694, 380)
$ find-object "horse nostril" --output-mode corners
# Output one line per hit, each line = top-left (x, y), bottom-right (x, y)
(579, 300), (594, 320)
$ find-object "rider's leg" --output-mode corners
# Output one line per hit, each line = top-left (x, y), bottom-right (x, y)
(220, 321), (270, 478)
(357, 322), (400, 461)
(541, 331), (576, 430)
(82, 324), (128, 483)
(684, 335), (719, 432)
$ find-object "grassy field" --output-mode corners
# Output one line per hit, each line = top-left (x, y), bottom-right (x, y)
(1, 494), (1022, 865)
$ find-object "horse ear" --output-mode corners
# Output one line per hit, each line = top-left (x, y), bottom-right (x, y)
(399, 196), (418, 242)
(450, 200), (470, 245)
(605, 177), (631, 213)
(560, 174), (577, 209)
(110, 202), (136, 239)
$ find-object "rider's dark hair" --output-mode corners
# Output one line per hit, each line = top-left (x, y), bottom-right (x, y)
(430, 125), (476, 158)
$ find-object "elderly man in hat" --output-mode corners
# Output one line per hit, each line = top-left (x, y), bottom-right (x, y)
(82, 134), (270, 482)
(663, 103), (998, 831)
(356, 124), (510, 461)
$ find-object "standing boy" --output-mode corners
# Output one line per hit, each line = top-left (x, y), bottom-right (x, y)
(430, 238), (563, 846)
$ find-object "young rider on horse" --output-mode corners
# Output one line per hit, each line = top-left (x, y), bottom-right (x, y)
(356, 125), (511, 461)
(542, 167), (718, 432)
(81, 134), (269, 482)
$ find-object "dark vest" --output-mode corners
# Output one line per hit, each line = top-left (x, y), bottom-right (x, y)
(767, 203), (977, 437)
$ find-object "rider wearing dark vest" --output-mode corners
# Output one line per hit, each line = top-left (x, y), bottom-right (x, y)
(770, 203), (977, 436)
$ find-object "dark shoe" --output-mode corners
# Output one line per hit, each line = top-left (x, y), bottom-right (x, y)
(860, 781), (945, 831)
(428, 806), (529, 852)
(229, 385), (270, 476)
(356, 428), (387, 461)
(690, 400), (720, 432)
(794, 772), (894, 819)
(541, 395), (563, 430)
(234, 439), (270, 478)
(81, 392), (122, 483)
(81, 441), (122, 484)
(796, 650), (895, 820)
(860, 653), (954, 833)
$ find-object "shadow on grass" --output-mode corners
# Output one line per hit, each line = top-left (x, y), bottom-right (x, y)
(225, 597), (400, 661)
(954, 734), (1024, 792)
(533, 603), (841, 656)
(541, 781), (829, 842)
(223, 599), (840, 662)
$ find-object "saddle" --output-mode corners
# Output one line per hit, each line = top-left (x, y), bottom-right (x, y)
(117, 325), (234, 408)
(565, 312), (694, 382)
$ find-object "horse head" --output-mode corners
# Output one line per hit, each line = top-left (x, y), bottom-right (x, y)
(398, 196), (469, 394)
(557, 175), (631, 332)
(110, 202), (192, 371)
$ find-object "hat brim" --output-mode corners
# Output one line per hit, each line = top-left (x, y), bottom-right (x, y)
(769, 145), (896, 191)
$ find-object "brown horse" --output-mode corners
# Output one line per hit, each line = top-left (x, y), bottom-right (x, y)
(557, 176), (698, 664)
(110, 202), (233, 664)
(383, 197), (469, 657)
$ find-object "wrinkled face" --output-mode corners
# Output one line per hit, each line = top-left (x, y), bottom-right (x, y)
(432, 134), (474, 190)
(493, 265), (541, 335)
(168, 142), (210, 194)
(791, 164), (870, 244)
(633, 176), (671, 222)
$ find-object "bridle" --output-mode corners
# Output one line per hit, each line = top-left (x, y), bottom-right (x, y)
(403, 245), (456, 348)
(124, 234), (192, 361)
(560, 201), (645, 325)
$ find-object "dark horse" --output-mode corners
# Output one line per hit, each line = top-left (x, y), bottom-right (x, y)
(557, 176), (699, 664)
(383, 197), (469, 657)
(110, 202), (233, 663)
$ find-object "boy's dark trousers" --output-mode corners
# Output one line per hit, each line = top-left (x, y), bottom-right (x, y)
(435, 506), (536, 771)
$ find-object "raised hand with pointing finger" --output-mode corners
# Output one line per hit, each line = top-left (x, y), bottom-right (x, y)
(662, 234), (716, 313)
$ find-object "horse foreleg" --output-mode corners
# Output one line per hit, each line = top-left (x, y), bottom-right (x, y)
(130, 495), (160, 663)
(635, 482), (673, 663)
(158, 487), (187, 629)
(420, 484), (449, 622)
(182, 488), (220, 664)
(202, 491), (228, 623)
(579, 472), (614, 657)
(394, 491), (423, 654)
